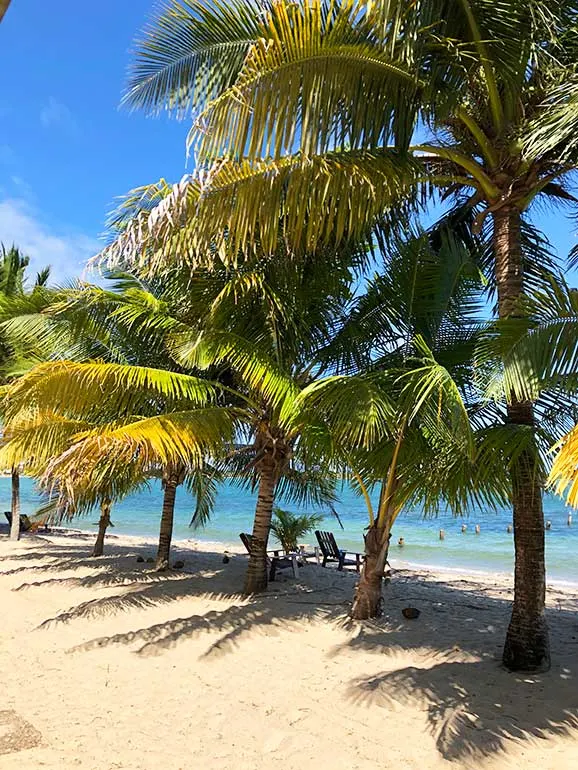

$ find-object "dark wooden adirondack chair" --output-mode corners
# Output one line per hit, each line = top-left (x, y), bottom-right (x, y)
(239, 533), (298, 581)
(4, 512), (32, 532)
(315, 530), (363, 572)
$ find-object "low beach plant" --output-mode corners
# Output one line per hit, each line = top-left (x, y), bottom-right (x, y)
(270, 507), (323, 553)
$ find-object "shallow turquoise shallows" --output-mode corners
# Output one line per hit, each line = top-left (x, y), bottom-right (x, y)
(2, 476), (577, 584)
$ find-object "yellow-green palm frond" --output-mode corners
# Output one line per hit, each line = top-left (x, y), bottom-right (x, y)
(549, 427), (578, 507)
(51, 408), (239, 478)
(94, 176), (202, 274)
(107, 178), (176, 234)
(193, 151), (417, 256)
(0, 412), (92, 474)
(396, 336), (474, 454)
(191, 0), (419, 161)
(297, 373), (396, 449)
(96, 150), (416, 267)
(3, 360), (219, 421)
(123, 0), (265, 117)
(173, 329), (299, 410)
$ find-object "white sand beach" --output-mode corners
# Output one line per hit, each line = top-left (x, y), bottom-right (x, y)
(0, 530), (576, 770)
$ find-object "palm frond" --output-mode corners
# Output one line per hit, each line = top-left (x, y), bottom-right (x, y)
(124, 0), (265, 116)
(3, 360), (219, 421)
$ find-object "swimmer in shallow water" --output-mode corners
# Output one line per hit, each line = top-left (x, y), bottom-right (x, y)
(507, 524), (513, 533)
(398, 537), (405, 547)
(439, 529), (445, 540)
(475, 524), (480, 535)
(461, 523), (467, 533)
(545, 520), (552, 530)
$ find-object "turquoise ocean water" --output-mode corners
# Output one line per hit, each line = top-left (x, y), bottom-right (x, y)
(2, 476), (577, 583)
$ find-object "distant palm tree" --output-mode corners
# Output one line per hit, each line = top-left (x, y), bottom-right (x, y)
(0, 365), (234, 566)
(0, 244), (33, 542)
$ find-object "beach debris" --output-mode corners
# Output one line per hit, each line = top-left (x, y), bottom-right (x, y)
(146, 557), (154, 564)
(475, 524), (481, 535)
(136, 555), (145, 563)
(402, 607), (420, 619)
(398, 537), (405, 547)
(439, 529), (445, 540)
(173, 560), (185, 569)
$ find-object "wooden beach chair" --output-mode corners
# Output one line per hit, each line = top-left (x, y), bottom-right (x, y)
(314, 530), (363, 572)
(4, 512), (32, 533)
(239, 533), (298, 580)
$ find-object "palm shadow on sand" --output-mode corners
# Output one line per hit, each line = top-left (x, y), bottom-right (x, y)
(347, 655), (577, 763)
(3, 536), (577, 764)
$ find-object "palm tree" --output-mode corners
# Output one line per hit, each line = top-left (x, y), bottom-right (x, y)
(0, 244), (51, 541)
(113, 0), (578, 670)
(1, 363), (236, 566)
(298, 223), (509, 618)
(4, 240), (356, 591)
(1, 269), (208, 563)
(154, 249), (354, 592)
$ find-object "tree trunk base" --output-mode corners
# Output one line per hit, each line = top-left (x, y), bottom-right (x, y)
(91, 502), (111, 557)
(243, 556), (268, 595)
(350, 524), (388, 619)
(503, 613), (550, 672)
(351, 573), (383, 619)
(155, 558), (169, 572)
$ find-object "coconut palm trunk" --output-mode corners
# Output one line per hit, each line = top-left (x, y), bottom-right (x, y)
(494, 208), (550, 671)
(156, 466), (180, 571)
(243, 454), (278, 595)
(92, 499), (111, 557)
(9, 467), (20, 542)
(351, 522), (390, 619)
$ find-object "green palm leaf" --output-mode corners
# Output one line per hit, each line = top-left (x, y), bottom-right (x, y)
(124, 0), (265, 116)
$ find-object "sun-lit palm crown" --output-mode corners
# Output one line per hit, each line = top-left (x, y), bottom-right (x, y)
(98, 0), (578, 269)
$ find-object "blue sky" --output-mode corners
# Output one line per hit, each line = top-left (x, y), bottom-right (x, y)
(0, 1), (576, 283)
(0, 0), (191, 280)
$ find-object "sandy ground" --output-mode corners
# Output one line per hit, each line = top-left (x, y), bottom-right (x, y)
(0, 528), (576, 770)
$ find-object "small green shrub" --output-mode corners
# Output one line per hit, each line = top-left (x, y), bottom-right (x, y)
(270, 507), (324, 553)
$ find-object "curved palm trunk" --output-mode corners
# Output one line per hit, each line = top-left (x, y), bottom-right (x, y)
(494, 208), (550, 672)
(9, 467), (20, 542)
(351, 523), (390, 619)
(92, 499), (111, 557)
(156, 468), (179, 571)
(243, 455), (277, 595)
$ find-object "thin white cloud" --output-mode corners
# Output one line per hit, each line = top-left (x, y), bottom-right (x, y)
(10, 176), (33, 199)
(0, 198), (100, 282)
(40, 97), (78, 136)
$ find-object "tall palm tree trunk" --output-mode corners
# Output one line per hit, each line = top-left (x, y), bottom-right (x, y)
(9, 467), (20, 542)
(156, 467), (179, 571)
(350, 522), (389, 619)
(494, 207), (550, 672)
(243, 455), (277, 595)
(92, 499), (111, 557)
